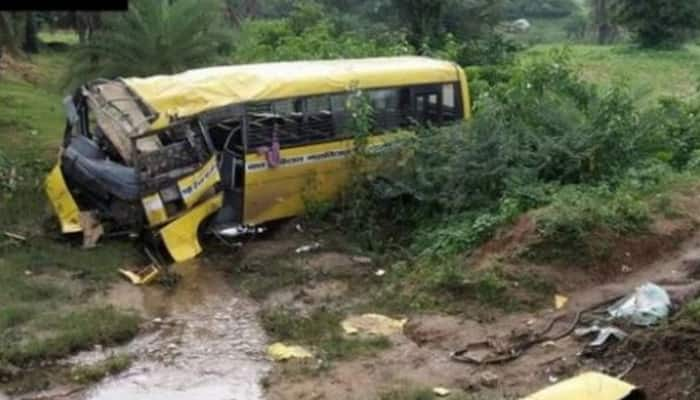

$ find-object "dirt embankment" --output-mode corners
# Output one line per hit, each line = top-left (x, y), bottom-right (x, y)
(253, 190), (700, 400)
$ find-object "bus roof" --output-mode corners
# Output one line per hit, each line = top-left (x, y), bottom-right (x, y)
(122, 56), (462, 129)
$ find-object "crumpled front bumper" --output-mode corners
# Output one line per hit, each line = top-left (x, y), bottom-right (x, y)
(45, 160), (224, 264)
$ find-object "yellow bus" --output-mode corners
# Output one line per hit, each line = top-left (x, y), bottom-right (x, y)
(45, 56), (471, 263)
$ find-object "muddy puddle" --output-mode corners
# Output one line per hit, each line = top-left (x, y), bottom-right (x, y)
(66, 261), (270, 400)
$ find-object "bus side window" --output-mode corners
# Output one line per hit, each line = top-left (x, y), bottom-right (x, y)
(246, 102), (274, 150)
(271, 99), (303, 146)
(410, 85), (441, 125)
(441, 83), (459, 121)
(409, 83), (462, 125)
(303, 95), (334, 142)
(369, 89), (401, 133)
(330, 93), (350, 137)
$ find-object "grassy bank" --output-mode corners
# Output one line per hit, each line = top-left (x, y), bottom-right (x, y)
(524, 44), (700, 104)
(0, 49), (143, 393)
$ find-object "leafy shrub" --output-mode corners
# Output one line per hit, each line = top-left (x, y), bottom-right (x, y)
(614, 0), (700, 48)
(565, 13), (588, 40)
(337, 49), (700, 259)
(70, 0), (232, 81)
(535, 185), (650, 245)
(232, 5), (411, 63)
(457, 33), (524, 66)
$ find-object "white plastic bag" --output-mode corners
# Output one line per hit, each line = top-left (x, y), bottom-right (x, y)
(608, 282), (671, 326)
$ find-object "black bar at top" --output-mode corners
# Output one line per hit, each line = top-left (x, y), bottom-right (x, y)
(0, 0), (128, 11)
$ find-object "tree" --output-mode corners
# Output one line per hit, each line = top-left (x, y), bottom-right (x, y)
(224, 0), (259, 27)
(442, 0), (503, 41)
(589, 0), (618, 44)
(71, 0), (231, 82)
(0, 12), (21, 57)
(614, 0), (700, 47)
(22, 12), (39, 54)
(392, 0), (446, 49)
(72, 12), (101, 44)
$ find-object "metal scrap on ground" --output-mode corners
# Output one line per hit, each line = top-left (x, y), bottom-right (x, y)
(266, 343), (313, 361)
(341, 313), (407, 336)
(522, 372), (644, 400)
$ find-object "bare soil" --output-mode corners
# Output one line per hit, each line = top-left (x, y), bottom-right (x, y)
(260, 209), (700, 399)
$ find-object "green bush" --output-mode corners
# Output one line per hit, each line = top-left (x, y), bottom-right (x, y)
(614, 0), (700, 48)
(535, 185), (650, 244)
(232, 6), (411, 63)
(336, 49), (700, 259)
(70, 0), (232, 81)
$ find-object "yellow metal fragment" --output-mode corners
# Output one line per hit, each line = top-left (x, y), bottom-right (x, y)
(119, 265), (161, 285)
(433, 387), (451, 397)
(555, 294), (568, 310)
(266, 343), (313, 361)
(522, 372), (642, 400)
(45, 164), (82, 234)
(341, 313), (407, 336)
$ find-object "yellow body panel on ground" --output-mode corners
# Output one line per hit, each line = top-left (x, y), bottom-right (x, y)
(523, 372), (642, 400)
(45, 164), (83, 234)
(124, 57), (467, 129)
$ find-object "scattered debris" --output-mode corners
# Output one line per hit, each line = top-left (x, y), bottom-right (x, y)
(522, 372), (642, 400)
(295, 224), (304, 233)
(79, 211), (104, 249)
(3, 231), (26, 241)
(352, 256), (372, 264)
(341, 313), (407, 336)
(608, 282), (670, 326)
(375, 269), (386, 277)
(575, 325), (628, 347)
(554, 294), (568, 309)
(119, 264), (161, 285)
(504, 18), (531, 33)
(217, 225), (265, 238)
(267, 343), (313, 361)
(295, 242), (321, 254)
(432, 387), (451, 397)
(24, 270), (32, 276)
(621, 264), (632, 273)
(540, 340), (557, 349)
(452, 312), (580, 364)
(479, 371), (499, 388)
